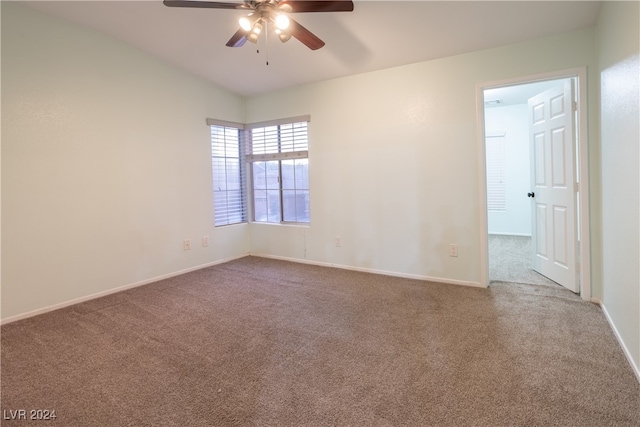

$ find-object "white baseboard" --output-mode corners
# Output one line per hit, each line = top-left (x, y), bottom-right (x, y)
(488, 232), (532, 237)
(0, 254), (247, 325)
(6, 252), (636, 387)
(593, 299), (640, 384)
(1, 253), (485, 325)
(250, 253), (485, 289)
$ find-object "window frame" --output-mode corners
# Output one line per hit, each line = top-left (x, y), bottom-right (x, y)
(246, 116), (311, 225)
(207, 118), (248, 227)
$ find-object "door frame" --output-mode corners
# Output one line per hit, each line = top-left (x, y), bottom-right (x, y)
(476, 67), (591, 301)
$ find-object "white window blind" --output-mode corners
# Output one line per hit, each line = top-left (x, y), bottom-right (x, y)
(246, 116), (310, 223)
(208, 120), (247, 226)
(486, 133), (506, 211)
(246, 116), (309, 161)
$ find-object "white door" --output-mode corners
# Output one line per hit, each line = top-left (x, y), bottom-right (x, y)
(528, 80), (578, 292)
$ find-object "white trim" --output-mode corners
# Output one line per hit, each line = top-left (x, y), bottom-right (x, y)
(1, 252), (485, 325)
(485, 130), (506, 138)
(250, 253), (485, 288)
(596, 300), (640, 384)
(0, 255), (247, 325)
(246, 149), (308, 162)
(476, 67), (591, 301)
(575, 67), (592, 302)
(205, 118), (245, 129)
(246, 115), (311, 129)
(488, 232), (532, 237)
(477, 87), (490, 287)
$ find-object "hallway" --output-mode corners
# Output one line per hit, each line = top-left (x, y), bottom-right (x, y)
(488, 234), (560, 288)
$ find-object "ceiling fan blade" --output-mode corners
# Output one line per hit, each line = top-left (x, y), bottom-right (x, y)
(226, 28), (248, 47)
(163, 1), (249, 10)
(279, 1), (354, 13)
(288, 17), (325, 50)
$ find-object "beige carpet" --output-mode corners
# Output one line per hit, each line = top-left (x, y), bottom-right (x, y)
(489, 234), (559, 287)
(1, 256), (639, 426)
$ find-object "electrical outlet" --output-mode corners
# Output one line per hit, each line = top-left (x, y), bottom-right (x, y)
(202, 236), (209, 247)
(335, 236), (342, 247)
(449, 244), (458, 257)
(183, 240), (191, 251)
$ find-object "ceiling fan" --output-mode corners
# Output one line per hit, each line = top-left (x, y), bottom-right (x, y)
(163, 0), (355, 50)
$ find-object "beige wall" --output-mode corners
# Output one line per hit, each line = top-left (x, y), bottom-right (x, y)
(597, 0), (640, 373)
(245, 28), (598, 287)
(1, 3), (249, 321)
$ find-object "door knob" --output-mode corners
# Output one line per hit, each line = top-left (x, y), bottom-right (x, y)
(527, 192), (535, 198)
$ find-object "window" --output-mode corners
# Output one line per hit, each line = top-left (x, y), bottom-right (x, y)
(208, 120), (247, 226)
(246, 117), (310, 223)
(485, 133), (506, 211)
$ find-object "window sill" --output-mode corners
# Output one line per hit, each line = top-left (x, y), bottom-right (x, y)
(250, 222), (310, 228)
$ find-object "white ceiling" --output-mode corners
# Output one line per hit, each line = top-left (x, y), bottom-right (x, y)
(24, 1), (602, 97)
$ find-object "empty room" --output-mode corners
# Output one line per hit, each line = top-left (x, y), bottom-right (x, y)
(1, 1), (639, 425)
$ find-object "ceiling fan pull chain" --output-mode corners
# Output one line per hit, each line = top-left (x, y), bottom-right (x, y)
(265, 20), (269, 66)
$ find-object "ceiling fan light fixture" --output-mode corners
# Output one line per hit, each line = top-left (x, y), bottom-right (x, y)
(278, 32), (292, 43)
(239, 16), (253, 32)
(275, 14), (290, 30)
(278, 3), (293, 13)
(252, 21), (263, 35)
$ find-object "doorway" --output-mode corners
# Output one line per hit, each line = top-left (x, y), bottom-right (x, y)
(477, 68), (591, 300)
